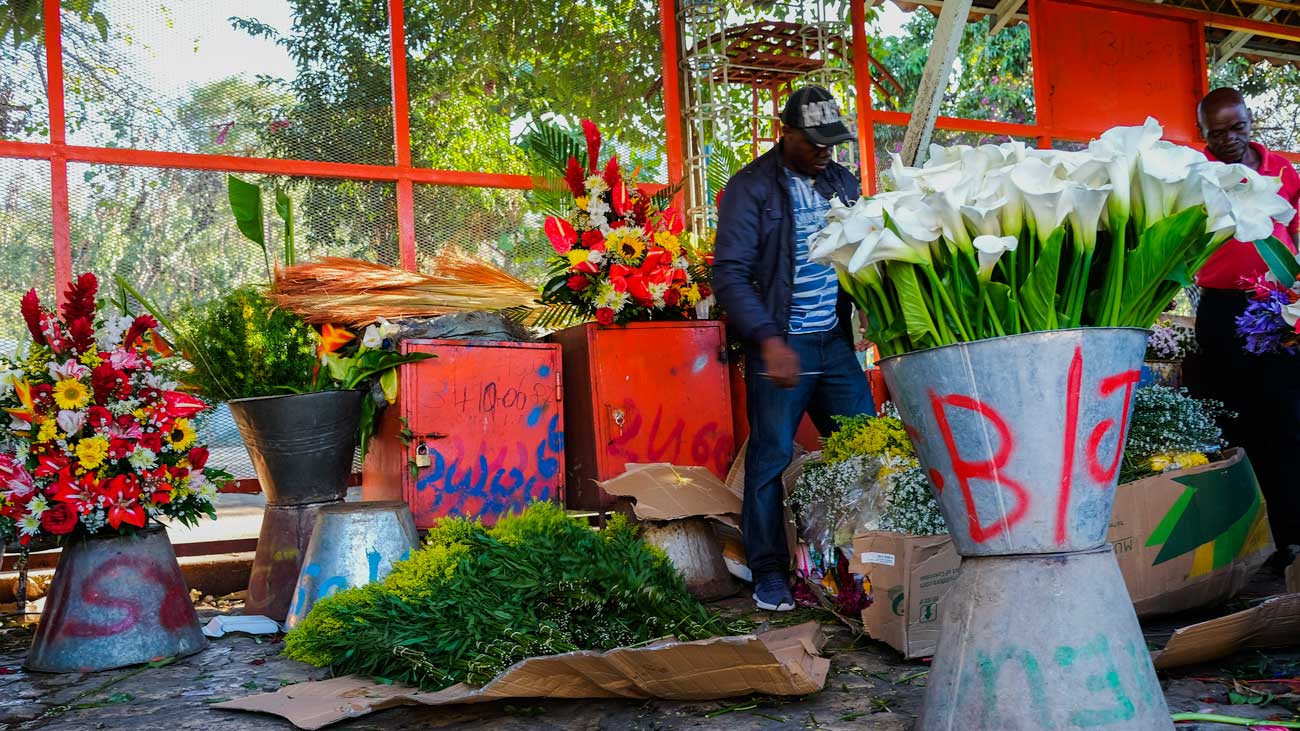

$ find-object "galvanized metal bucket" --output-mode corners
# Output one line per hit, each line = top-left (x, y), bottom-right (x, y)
(284, 501), (419, 629)
(26, 525), (207, 673)
(918, 546), (1173, 731)
(879, 328), (1149, 556)
(244, 501), (337, 621)
(228, 390), (363, 506)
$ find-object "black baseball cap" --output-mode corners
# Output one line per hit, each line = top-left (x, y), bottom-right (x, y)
(781, 86), (856, 146)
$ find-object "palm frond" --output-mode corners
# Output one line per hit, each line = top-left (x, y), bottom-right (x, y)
(519, 121), (585, 177)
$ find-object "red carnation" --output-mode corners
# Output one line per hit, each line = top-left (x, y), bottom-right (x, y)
(665, 289), (681, 307)
(92, 363), (131, 404)
(187, 447), (209, 470)
(566, 274), (589, 292)
(87, 406), (112, 429)
(699, 284), (713, 298)
(29, 383), (52, 409)
(139, 430), (164, 453)
(595, 308), (615, 326)
(581, 229), (605, 249)
(40, 502), (78, 535)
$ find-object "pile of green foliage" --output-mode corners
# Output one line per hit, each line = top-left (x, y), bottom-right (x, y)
(172, 285), (318, 401)
(284, 502), (745, 690)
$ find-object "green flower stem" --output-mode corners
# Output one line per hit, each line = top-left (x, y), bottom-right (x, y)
(1067, 246), (1095, 328)
(917, 270), (955, 345)
(1102, 225), (1127, 327)
(982, 289), (1007, 337)
(922, 264), (972, 342)
(1170, 713), (1300, 728)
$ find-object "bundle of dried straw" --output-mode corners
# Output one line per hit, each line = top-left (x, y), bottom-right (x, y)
(271, 250), (548, 327)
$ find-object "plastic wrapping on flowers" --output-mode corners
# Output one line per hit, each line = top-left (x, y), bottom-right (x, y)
(0, 273), (230, 547)
(786, 404), (946, 612)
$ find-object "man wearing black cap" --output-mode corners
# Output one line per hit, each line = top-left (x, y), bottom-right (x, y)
(714, 85), (876, 612)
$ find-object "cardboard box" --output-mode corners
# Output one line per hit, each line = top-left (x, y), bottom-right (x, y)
(1152, 593), (1300, 670)
(216, 623), (830, 730)
(1108, 448), (1274, 618)
(848, 531), (961, 659)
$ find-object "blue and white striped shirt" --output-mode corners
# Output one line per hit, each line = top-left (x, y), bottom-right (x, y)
(784, 169), (839, 334)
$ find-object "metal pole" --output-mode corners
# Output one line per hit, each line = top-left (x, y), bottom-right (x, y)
(899, 0), (973, 166)
(850, 0), (876, 193)
(660, 0), (686, 209)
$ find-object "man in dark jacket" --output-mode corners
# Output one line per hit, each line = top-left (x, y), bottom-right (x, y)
(714, 86), (876, 611)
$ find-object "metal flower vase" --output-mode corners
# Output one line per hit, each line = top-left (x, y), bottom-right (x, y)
(284, 501), (419, 629)
(227, 390), (363, 506)
(229, 390), (363, 620)
(26, 524), (207, 673)
(880, 328), (1174, 731)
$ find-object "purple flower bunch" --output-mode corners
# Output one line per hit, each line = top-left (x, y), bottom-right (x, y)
(1236, 278), (1300, 355)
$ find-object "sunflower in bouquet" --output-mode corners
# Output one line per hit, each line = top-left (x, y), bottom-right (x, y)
(538, 120), (712, 326)
(0, 273), (227, 546)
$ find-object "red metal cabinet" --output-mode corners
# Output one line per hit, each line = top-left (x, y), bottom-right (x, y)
(550, 322), (734, 510)
(362, 340), (564, 528)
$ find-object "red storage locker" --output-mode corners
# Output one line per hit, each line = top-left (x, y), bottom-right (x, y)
(550, 321), (734, 510)
(362, 340), (564, 528)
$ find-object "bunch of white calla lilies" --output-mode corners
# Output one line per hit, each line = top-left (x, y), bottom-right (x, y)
(808, 118), (1295, 356)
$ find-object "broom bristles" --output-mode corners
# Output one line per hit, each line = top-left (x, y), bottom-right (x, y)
(271, 251), (545, 327)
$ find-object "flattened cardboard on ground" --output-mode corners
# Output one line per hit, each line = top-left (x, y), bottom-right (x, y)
(1109, 448), (1273, 617)
(848, 531), (960, 659)
(1152, 593), (1300, 670)
(599, 463), (742, 521)
(215, 623), (830, 730)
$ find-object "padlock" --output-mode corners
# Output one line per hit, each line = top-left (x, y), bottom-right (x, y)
(414, 443), (432, 468)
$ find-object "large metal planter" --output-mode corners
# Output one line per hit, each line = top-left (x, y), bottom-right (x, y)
(879, 328), (1149, 556)
(26, 525), (207, 673)
(917, 546), (1173, 730)
(284, 501), (419, 629)
(228, 390), (363, 506)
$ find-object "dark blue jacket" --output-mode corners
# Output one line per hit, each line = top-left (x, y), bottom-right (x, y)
(713, 143), (861, 349)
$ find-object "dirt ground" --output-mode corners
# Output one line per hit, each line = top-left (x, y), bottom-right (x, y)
(1, 575), (1298, 731)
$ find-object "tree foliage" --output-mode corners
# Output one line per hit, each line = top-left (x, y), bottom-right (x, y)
(871, 13), (1034, 126)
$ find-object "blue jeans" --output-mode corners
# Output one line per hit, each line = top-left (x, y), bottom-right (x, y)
(743, 329), (875, 577)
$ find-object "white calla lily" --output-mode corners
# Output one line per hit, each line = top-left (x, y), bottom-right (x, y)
(1136, 141), (1207, 228)
(972, 234), (1018, 281)
(1011, 157), (1071, 242)
(1065, 183), (1113, 251)
(847, 226), (931, 271)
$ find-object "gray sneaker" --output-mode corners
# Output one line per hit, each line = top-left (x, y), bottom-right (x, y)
(752, 572), (795, 612)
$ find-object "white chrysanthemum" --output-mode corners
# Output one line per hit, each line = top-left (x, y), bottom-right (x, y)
(584, 175), (609, 195)
(14, 442), (29, 463)
(19, 513), (41, 537)
(129, 448), (158, 470)
(648, 282), (669, 308)
(595, 284), (631, 312)
(27, 495), (48, 517)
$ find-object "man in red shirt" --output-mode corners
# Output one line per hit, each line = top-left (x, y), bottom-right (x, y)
(1190, 87), (1300, 567)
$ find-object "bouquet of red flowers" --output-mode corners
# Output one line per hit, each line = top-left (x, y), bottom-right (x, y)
(0, 273), (226, 546)
(538, 120), (713, 326)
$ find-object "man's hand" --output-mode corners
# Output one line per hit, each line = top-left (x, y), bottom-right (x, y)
(759, 337), (800, 389)
(855, 310), (873, 353)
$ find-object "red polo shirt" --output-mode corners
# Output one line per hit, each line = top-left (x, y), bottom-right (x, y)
(1195, 142), (1300, 290)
